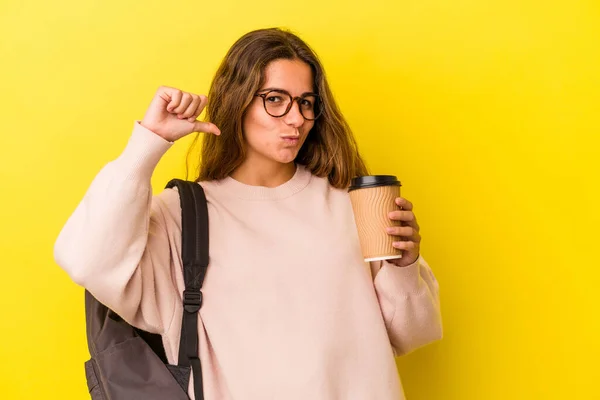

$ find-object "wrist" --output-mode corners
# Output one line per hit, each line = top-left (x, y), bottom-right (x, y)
(389, 254), (419, 268)
(139, 120), (173, 142)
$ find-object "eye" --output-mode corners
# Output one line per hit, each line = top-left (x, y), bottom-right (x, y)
(300, 98), (313, 107)
(266, 95), (284, 103)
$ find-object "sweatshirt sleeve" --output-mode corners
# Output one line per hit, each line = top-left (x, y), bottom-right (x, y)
(53, 121), (180, 335)
(371, 255), (443, 356)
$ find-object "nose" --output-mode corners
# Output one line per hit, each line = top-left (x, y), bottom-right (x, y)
(282, 100), (305, 128)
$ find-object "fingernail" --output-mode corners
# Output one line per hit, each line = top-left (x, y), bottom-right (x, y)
(386, 227), (393, 233)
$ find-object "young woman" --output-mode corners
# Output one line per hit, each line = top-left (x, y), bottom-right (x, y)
(54, 27), (442, 400)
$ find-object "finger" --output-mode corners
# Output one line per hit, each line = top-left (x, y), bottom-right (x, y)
(392, 241), (417, 250)
(164, 89), (183, 112)
(389, 210), (420, 230)
(395, 197), (413, 211)
(386, 225), (416, 238)
(410, 220), (420, 231)
(180, 95), (201, 119)
(386, 226), (421, 243)
(193, 121), (221, 135)
(187, 95), (208, 122)
(402, 220), (420, 232)
(389, 210), (415, 223)
(173, 92), (193, 114)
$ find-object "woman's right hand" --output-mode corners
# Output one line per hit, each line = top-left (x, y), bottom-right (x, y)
(140, 86), (221, 142)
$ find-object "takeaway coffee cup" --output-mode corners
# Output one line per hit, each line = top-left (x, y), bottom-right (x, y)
(349, 175), (403, 262)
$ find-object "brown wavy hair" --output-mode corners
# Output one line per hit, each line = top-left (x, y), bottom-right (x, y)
(187, 27), (368, 189)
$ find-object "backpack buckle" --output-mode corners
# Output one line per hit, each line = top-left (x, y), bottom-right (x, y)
(183, 290), (202, 313)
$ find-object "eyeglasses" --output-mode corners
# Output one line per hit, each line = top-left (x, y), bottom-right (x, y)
(254, 89), (322, 121)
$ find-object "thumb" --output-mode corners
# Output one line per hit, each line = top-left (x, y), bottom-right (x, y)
(193, 121), (221, 136)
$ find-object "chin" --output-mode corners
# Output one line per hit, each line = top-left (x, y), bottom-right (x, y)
(272, 150), (300, 165)
(274, 155), (298, 165)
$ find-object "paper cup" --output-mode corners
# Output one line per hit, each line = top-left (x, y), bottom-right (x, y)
(349, 175), (403, 262)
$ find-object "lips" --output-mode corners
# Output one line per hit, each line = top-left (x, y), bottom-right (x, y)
(281, 135), (300, 144)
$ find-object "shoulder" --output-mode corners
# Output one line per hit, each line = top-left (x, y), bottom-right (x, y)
(151, 179), (223, 232)
(305, 170), (350, 195)
(151, 185), (185, 227)
(155, 179), (219, 204)
(304, 170), (352, 208)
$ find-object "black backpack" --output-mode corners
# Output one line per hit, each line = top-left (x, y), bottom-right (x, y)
(83, 179), (208, 400)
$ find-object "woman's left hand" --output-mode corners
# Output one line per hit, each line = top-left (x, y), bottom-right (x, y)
(386, 197), (422, 267)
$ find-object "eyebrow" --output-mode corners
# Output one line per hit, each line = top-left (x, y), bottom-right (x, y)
(259, 87), (318, 97)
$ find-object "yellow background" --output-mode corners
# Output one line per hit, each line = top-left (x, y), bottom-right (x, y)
(1, 0), (598, 398)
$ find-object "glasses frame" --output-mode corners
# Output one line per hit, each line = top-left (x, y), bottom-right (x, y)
(254, 89), (322, 121)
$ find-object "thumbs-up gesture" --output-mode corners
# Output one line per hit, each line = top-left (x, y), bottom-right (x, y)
(141, 86), (221, 142)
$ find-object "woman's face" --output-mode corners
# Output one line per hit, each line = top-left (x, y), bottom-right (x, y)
(242, 58), (316, 166)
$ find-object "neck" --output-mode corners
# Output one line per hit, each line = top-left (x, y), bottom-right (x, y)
(231, 157), (297, 188)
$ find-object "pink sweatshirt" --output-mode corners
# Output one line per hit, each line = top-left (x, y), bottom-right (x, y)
(54, 122), (442, 400)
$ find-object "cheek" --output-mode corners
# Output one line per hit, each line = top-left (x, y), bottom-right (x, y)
(244, 105), (269, 139)
(301, 121), (315, 135)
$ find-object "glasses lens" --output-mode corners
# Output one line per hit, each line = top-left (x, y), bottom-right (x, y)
(299, 95), (319, 120)
(264, 91), (291, 117)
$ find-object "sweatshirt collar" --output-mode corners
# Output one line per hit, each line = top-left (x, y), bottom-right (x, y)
(217, 164), (312, 200)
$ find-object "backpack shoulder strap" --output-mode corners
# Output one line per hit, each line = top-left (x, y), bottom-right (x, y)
(165, 178), (208, 400)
